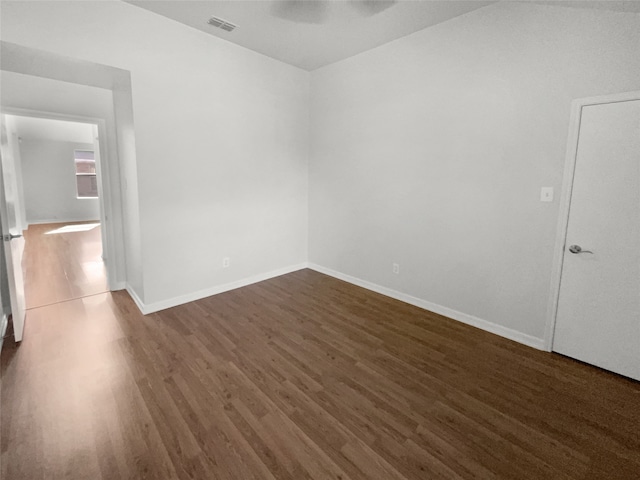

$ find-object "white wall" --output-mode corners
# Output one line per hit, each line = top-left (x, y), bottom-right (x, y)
(1, 1), (310, 307)
(19, 139), (100, 224)
(112, 82), (144, 299)
(11, 115), (95, 143)
(309, 3), (640, 343)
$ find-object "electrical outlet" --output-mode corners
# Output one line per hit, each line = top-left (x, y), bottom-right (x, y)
(393, 263), (400, 275)
(223, 257), (230, 268)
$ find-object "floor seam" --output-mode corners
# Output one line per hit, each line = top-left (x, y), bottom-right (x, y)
(25, 290), (111, 311)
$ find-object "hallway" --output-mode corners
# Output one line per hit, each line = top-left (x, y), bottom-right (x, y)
(22, 221), (108, 309)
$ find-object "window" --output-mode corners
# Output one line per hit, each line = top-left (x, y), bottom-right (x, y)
(74, 150), (98, 198)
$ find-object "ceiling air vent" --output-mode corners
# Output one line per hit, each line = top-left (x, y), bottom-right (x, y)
(207, 16), (237, 32)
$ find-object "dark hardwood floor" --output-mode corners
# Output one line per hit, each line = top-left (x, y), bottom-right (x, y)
(1, 269), (639, 479)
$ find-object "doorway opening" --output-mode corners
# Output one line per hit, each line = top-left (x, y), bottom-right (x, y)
(3, 114), (109, 310)
(1, 42), (137, 346)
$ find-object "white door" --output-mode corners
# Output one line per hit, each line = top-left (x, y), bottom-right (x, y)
(0, 117), (26, 342)
(553, 97), (640, 381)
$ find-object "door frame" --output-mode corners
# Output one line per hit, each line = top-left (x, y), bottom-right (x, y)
(0, 106), (121, 291)
(543, 90), (640, 352)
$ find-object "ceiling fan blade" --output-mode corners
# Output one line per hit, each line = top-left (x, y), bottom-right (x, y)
(271, 0), (329, 24)
(349, 0), (397, 16)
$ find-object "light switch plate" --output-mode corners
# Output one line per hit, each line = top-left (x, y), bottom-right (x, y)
(540, 187), (553, 202)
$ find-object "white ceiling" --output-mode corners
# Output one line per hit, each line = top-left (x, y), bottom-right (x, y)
(9, 115), (94, 144)
(126, 0), (496, 70)
(125, 0), (640, 71)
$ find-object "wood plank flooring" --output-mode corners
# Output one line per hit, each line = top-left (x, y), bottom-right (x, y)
(2, 269), (639, 479)
(22, 222), (107, 309)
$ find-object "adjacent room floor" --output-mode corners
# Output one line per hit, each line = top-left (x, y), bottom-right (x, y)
(1, 269), (639, 480)
(22, 221), (108, 309)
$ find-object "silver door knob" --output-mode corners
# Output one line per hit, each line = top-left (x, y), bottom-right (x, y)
(3, 233), (22, 241)
(568, 244), (593, 254)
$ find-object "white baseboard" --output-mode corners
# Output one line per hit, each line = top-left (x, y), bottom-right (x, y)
(0, 314), (8, 355)
(307, 263), (545, 351)
(125, 283), (147, 314)
(127, 263), (309, 315)
(120, 261), (544, 351)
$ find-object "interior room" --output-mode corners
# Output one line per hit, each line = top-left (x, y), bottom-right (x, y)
(0, 1), (638, 479)
(2, 115), (108, 309)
